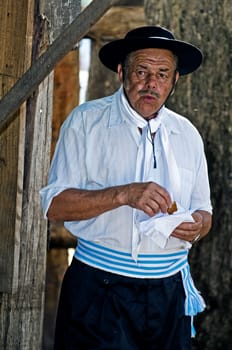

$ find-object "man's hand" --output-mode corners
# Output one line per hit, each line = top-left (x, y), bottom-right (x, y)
(124, 182), (172, 217)
(171, 210), (212, 243)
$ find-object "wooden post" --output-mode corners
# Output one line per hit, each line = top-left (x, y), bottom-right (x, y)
(0, 0), (34, 294)
(0, 0), (79, 348)
(0, 0), (52, 347)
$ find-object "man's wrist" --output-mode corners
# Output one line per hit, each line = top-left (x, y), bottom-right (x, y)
(114, 184), (130, 206)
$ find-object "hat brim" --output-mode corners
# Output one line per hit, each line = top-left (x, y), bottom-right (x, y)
(99, 38), (203, 75)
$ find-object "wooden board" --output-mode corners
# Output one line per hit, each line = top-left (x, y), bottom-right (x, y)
(0, 0), (33, 292)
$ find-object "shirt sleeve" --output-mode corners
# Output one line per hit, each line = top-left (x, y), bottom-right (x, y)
(40, 110), (85, 218)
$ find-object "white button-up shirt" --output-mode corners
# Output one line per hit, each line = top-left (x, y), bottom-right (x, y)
(40, 87), (212, 254)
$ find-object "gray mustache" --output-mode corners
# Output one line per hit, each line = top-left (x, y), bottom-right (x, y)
(138, 89), (160, 99)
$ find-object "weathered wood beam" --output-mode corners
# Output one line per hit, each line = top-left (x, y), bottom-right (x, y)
(0, 0), (120, 132)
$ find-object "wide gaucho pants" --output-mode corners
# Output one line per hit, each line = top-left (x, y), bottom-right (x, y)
(54, 258), (191, 350)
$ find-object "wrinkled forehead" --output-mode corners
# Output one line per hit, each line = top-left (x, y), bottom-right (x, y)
(125, 48), (178, 70)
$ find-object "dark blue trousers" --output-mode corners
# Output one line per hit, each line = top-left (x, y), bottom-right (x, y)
(54, 258), (191, 350)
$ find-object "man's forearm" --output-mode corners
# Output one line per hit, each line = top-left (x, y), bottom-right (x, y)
(47, 186), (128, 222)
(46, 182), (172, 222)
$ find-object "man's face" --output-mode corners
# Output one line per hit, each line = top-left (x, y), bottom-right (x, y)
(118, 48), (179, 119)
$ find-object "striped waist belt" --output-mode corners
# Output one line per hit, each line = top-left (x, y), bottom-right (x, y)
(75, 238), (188, 278)
(75, 238), (206, 336)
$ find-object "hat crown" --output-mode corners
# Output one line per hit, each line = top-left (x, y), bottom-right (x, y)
(125, 26), (175, 40)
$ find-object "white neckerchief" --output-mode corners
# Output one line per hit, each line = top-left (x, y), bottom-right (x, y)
(121, 88), (193, 260)
(121, 88), (180, 197)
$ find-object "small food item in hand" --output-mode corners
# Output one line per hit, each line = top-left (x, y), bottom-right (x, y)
(167, 201), (178, 215)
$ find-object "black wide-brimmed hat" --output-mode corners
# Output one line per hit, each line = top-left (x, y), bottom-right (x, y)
(99, 26), (203, 76)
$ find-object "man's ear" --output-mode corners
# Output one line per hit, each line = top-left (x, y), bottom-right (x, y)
(117, 64), (124, 83)
(171, 71), (179, 96)
(175, 71), (179, 84)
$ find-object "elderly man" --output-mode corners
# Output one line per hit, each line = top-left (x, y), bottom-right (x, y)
(41, 26), (212, 350)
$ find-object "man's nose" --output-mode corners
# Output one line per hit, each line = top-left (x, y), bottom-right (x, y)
(145, 73), (157, 89)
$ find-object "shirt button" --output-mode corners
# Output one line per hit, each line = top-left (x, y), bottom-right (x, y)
(103, 278), (110, 285)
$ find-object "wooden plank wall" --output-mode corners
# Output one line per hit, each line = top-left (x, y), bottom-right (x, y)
(0, 0), (82, 347)
(0, 0), (34, 292)
(0, 0), (53, 347)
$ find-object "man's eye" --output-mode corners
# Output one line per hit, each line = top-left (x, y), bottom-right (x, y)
(136, 70), (147, 78)
(159, 72), (168, 79)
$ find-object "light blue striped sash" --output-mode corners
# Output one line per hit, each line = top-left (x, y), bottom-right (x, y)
(75, 238), (206, 337)
(75, 239), (188, 278)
